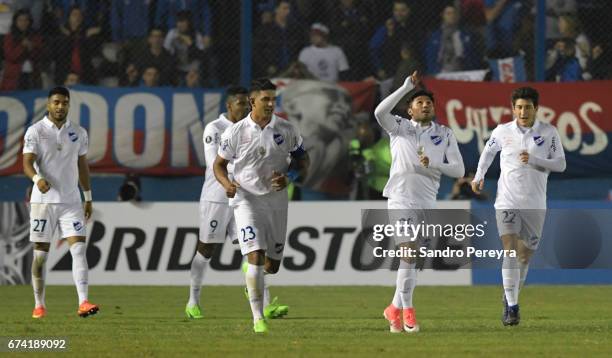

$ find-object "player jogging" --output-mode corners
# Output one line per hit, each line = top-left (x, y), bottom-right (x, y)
(23, 86), (99, 319)
(213, 78), (309, 333)
(472, 87), (566, 326)
(374, 71), (465, 333)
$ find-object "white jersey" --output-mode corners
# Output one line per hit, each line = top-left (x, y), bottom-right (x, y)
(298, 45), (349, 82)
(474, 119), (566, 209)
(218, 113), (303, 206)
(23, 116), (88, 204)
(374, 80), (464, 207)
(200, 113), (235, 203)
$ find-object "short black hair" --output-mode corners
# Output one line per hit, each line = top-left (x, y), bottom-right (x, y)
(511, 87), (539, 107)
(407, 89), (434, 105)
(48, 86), (70, 99)
(176, 10), (192, 22)
(226, 85), (248, 101)
(249, 78), (276, 95)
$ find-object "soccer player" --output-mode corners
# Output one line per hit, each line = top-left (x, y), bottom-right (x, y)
(471, 87), (566, 326)
(23, 86), (99, 319)
(374, 71), (465, 333)
(213, 79), (310, 333)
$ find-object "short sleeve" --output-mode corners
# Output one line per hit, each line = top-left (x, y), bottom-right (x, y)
(23, 127), (38, 154)
(218, 126), (236, 160)
(79, 128), (89, 156)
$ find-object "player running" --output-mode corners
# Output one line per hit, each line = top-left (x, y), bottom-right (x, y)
(472, 87), (566, 326)
(374, 71), (465, 333)
(213, 78), (310, 333)
(23, 86), (99, 319)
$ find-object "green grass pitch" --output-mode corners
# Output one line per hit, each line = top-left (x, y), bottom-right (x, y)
(1, 285), (611, 357)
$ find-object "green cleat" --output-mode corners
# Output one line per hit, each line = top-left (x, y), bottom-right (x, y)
(264, 297), (289, 319)
(185, 304), (204, 319)
(253, 318), (269, 333)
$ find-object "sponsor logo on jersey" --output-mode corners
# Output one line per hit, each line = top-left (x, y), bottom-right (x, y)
(273, 133), (284, 145)
(431, 135), (442, 145)
(533, 136), (545, 146)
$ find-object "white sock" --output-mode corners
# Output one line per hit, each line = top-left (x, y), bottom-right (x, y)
(391, 286), (402, 308)
(245, 263), (264, 322)
(397, 261), (417, 309)
(502, 256), (520, 306)
(263, 271), (271, 307)
(188, 252), (210, 306)
(32, 250), (48, 308)
(519, 261), (530, 291)
(70, 242), (89, 304)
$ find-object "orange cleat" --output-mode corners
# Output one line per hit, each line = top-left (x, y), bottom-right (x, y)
(32, 306), (47, 319)
(77, 300), (99, 318)
(383, 304), (403, 333)
(403, 307), (420, 333)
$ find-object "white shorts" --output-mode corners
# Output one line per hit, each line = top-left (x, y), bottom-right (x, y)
(387, 199), (427, 246)
(29, 203), (86, 243)
(233, 202), (288, 260)
(495, 209), (546, 250)
(199, 201), (237, 244)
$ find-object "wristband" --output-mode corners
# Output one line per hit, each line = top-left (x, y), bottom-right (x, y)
(32, 174), (43, 184)
(83, 190), (93, 202)
(287, 170), (300, 182)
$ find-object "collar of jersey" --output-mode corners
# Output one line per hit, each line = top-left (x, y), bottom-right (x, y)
(246, 113), (278, 130)
(511, 118), (540, 132)
(410, 119), (434, 131)
(219, 113), (233, 126)
(42, 116), (72, 130)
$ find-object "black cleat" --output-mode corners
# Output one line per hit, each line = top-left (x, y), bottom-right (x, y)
(503, 304), (520, 326)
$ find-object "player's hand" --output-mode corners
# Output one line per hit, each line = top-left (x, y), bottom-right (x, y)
(224, 181), (240, 198)
(419, 155), (429, 168)
(84, 201), (93, 221)
(520, 151), (529, 164)
(271, 171), (288, 191)
(471, 179), (484, 194)
(406, 70), (421, 88)
(37, 179), (51, 194)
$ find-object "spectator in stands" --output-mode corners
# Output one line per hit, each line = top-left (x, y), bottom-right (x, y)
(1, 9), (42, 91)
(546, 38), (582, 82)
(120, 62), (140, 87)
(180, 68), (201, 88)
(484, 0), (528, 58)
(588, 43), (612, 80)
(253, 0), (304, 77)
(546, 0), (576, 41)
(111, 0), (151, 43)
(424, 5), (479, 75)
(329, 0), (370, 80)
(298, 23), (349, 82)
(369, 0), (417, 80)
(163, 10), (213, 82)
(278, 60), (316, 79)
(556, 14), (590, 72)
(53, 6), (100, 85)
(155, 0), (212, 48)
(63, 71), (79, 86)
(53, 0), (104, 30)
(125, 27), (176, 86)
(390, 42), (420, 113)
(141, 65), (160, 87)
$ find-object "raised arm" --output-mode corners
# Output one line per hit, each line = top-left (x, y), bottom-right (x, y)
(374, 71), (419, 133)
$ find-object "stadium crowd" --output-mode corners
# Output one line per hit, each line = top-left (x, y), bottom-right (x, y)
(1, 0), (611, 91)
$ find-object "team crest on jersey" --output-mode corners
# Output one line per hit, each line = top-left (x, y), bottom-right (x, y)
(430, 135), (442, 145)
(73, 221), (83, 231)
(533, 135), (545, 146)
(273, 133), (284, 145)
(68, 132), (78, 142)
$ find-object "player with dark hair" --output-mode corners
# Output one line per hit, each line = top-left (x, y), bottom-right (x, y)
(472, 86), (566, 326)
(374, 72), (465, 333)
(23, 86), (99, 319)
(213, 78), (310, 333)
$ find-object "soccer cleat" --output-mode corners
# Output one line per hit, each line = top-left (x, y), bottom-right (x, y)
(503, 304), (520, 326)
(185, 304), (204, 319)
(264, 297), (289, 319)
(77, 300), (99, 318)
(32, 306), (47, 319)
(383, 304), (402, 333)
(253, 318), (269, 333)
(403, 308), (420, 333)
